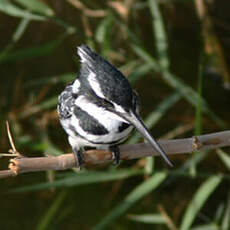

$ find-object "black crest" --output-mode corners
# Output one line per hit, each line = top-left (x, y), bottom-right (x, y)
(78, 45), (134, 111)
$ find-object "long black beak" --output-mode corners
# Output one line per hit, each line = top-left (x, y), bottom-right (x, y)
(121, 111), (173, 167)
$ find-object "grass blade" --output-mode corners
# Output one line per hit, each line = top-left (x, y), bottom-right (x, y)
(128, 63), (153, 84)
(145, 156), (154, 175)
(221, 195), (230, 230)
(0, 35), (66, 62)
(93, 172), (167, 230)
(131, 44), (226, 128)
(149, 0), (169, 69)
(180, 175), (223, 230)
(13, 17), (30, 42)
(128, 213), (166, 224)
(35, 190), (67, 230)
(217, 149), (230, 170)
(12, 169), (143, 192)
(95, 14), (113, 53)
(25, 73), (76, 88)
(15, 0), (54, 16)
(0, 0), (46, 20)
(191, 224), (219, 230)
(0, 17), (30, 61)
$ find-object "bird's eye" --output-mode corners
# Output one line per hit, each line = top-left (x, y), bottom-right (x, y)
(132, 90), (141, 114)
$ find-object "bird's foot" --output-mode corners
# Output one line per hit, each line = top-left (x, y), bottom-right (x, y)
(73, 148), (84, 168)
(110, 145), (120, 165)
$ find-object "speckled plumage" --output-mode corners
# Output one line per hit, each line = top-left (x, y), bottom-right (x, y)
(58, 45), (138, 152)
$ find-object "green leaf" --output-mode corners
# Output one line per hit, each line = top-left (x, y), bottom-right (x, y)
(0, 17), (30, 61)
(217, 149), (230, 170)
(95, 14), (114, 55)
(149, 0), (169, 69)
(12, 17), (30, 42)
(128, 213), (166, 224)
(131, 44), (160, 70)
(15, 0), (54, 16)
(179, 151), (208, 172)
(25, 73), (76, 88)
(131, 44), (226, 128)
(35, 191), (67, 230)
(144, 156), (154, 175)
(221, 196), (230, 230)
(93, 172), (167, 230)
(214, 202), (224, 222)
(0, 35), (66, 62)
(191, 223), (219, 230)
(128, 63), (153, 84)
(0, 0), (46, 20)
(96, 15), (113, 43)
(180, 175), (223, 230)
(12, 169), (143, 192)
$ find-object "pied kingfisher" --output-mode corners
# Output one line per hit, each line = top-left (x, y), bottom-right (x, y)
(57, 45), (172, 167)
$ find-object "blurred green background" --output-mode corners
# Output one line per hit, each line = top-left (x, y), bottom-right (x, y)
(0, 0), (230, 229)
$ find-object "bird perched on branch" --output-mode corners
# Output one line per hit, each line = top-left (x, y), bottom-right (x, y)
(58, 45), (172, 167)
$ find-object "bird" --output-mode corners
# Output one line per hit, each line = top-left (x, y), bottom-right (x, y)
(57, 44), (173, 167)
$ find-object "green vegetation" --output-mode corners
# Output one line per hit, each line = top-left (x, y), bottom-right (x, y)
(0, 0), (229, 229)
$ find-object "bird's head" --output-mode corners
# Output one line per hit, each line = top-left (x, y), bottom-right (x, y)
(77, 45), (134, 112)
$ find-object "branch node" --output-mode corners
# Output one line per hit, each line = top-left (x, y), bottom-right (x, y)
(44, 152), (54, 157)
(8, 149), (23, 158)
(192, 136), (203, 150)
(8, 161), (18, 176)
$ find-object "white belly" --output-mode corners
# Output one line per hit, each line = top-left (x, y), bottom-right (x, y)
(60, 116), (134, 149)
